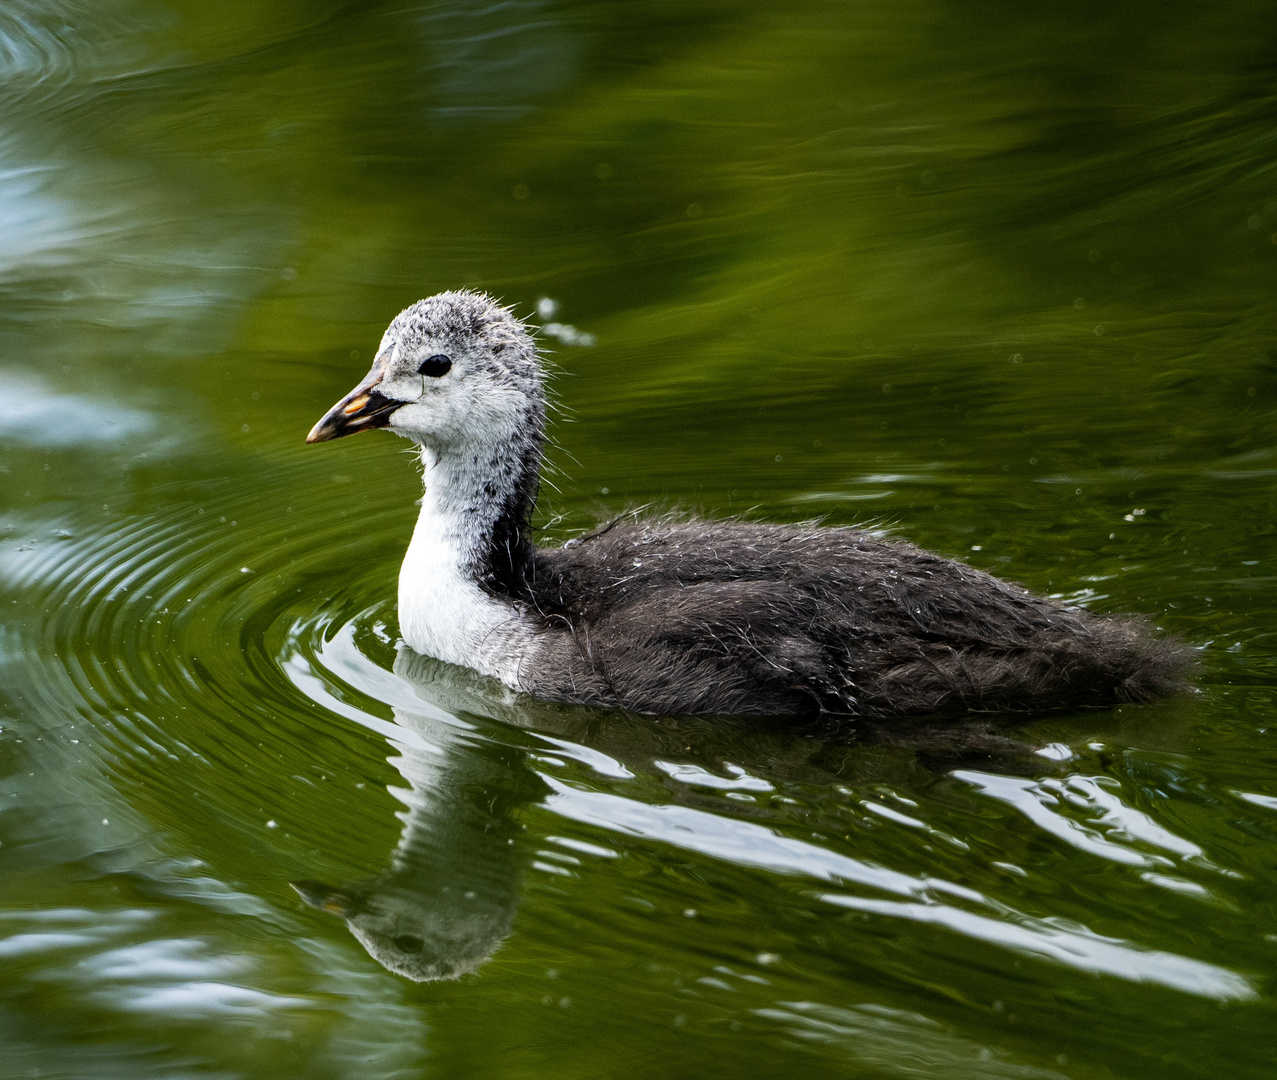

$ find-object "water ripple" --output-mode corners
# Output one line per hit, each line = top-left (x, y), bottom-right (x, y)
(0, 443), (1264, 1051)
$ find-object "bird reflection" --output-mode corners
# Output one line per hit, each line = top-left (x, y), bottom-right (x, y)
(296, 645), (1058, 981)
(294, 649), (545, 981)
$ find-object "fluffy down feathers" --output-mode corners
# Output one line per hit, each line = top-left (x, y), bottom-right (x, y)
(520, 519), (1194, 718)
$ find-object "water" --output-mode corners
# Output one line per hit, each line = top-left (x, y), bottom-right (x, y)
(2, 0), (1275, 1075)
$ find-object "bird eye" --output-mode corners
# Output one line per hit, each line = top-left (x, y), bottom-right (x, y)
(393, 934), (425, 954)
(418, 354), (452, 377)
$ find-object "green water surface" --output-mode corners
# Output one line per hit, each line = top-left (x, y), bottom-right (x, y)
(2, 1), (1276, 1076)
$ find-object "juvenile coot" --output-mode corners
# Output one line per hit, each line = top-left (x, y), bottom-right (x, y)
(306, 290), (1193, 718)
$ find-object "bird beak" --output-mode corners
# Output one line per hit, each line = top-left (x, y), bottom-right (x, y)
(306, 359), (404, 444)
(291, 880), (359, 917)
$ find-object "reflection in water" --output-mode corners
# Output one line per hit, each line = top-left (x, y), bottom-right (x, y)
(295, 649), (543, 982)
(289, 629), (1255, 1000)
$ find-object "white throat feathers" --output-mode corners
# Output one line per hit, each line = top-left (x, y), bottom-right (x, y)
(398, 435), (543, 686)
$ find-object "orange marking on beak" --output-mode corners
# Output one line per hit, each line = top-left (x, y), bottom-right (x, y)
(342, 394), (370, 415)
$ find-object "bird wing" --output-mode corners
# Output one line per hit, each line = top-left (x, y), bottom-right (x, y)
(541, 577), (840, 716)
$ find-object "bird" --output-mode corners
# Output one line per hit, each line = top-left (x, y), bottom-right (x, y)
(306, 289), (1194, 719)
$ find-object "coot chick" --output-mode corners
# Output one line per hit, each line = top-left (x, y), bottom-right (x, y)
(306, 290), (1193, 718)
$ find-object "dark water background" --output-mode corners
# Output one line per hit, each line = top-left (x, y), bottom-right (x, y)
(2, 1), (1276, 1076)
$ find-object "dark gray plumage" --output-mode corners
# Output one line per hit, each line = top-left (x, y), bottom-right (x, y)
(308, 290), (1196, 719)
(522, 518), (1193, 717)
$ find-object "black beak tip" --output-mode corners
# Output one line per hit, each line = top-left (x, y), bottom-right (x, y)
(290, 880), (327, 907)
(291, 879), (351, 915)
(306, 388), (403, 445)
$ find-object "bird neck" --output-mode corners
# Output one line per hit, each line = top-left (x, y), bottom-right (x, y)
(413, 427), (542, 600)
